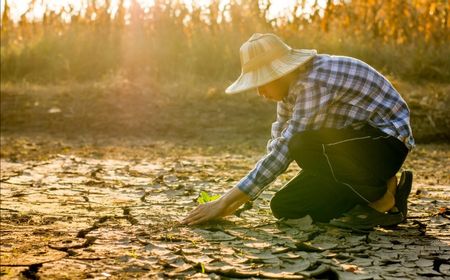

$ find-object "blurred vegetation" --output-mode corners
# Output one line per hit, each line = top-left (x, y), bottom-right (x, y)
(1, 0), (449, 84)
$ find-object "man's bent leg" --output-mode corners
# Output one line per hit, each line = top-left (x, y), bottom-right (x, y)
(287, 126), (408, 204)
(270, 170), (367, 222)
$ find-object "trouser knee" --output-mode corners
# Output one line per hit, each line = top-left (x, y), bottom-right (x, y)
(270, 193), (284, 219)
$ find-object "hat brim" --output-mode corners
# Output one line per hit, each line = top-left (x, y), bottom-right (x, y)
(225, 49), (316, 95)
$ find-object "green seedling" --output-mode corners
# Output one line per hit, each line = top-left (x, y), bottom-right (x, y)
(200, 263), (206, 274)
(128, 249), (138, 259)
(197, 191), (220, 204)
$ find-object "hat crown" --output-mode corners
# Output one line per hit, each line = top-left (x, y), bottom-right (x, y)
(225, 33), (316, 94)
(239, 33), (291, 73)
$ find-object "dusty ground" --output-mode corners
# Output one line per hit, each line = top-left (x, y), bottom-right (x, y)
(0, 135), (449, 280)
(1, 80), (449, 279)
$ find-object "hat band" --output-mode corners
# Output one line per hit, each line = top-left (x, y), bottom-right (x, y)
(242, 48), (290, 73)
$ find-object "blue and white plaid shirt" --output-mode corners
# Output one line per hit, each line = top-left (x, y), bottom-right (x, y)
(237, 54), (414, 199)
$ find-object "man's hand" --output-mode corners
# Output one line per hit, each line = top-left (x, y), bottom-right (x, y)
(181, 198), (228, 225)
(181, 187), (250, 225)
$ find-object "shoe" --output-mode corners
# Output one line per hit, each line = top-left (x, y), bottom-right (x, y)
(393, 171), (413, 222)
(329, 204), (404, 231)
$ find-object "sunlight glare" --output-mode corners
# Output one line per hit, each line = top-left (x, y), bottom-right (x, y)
(0, 0), (324, 23)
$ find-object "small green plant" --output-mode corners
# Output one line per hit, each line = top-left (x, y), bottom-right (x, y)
(200, 263), (206, 274)
(127, 249), (138, 259)
(197, 191), (220, 204)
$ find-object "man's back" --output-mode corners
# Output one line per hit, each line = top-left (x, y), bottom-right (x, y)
(288, 54), (414, 148)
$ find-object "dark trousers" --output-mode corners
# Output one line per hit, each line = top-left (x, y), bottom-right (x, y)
(270, 125), (409, 222)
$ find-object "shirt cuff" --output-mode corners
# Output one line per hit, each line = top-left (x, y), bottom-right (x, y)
(236, 178), (262, 200)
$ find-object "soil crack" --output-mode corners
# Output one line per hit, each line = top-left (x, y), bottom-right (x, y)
(122, 206), (139, 225)
(48, 236), (97, 252)
(76, 216), (110, 238)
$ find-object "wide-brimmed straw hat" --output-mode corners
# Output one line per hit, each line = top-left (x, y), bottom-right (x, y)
(225, 33), (317, 94)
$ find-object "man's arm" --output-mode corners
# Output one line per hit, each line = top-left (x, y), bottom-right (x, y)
(181, 101), (292, 226)
(182, 82), (332, 225)
(181, 186), (250, 225)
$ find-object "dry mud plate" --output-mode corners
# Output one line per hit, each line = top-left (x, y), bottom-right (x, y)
(1, 143), (449, 279)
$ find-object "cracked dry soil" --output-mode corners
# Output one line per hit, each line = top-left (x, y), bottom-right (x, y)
(0, 141), (449, 279)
